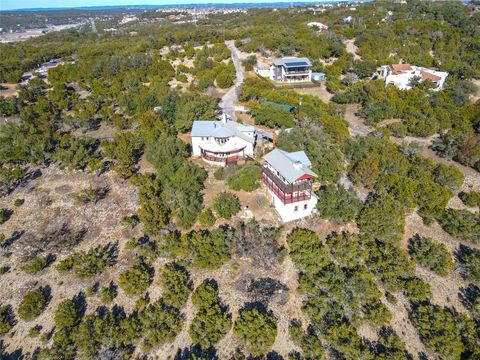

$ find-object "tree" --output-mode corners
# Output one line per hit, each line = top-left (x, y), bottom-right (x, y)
(226, 163), (262, 192)
(408, 235), (454, 276)
(252, 104), (295, 129)
(197, 208), (215, 227)
(0, 305), (14, 336)
(213, 192), (241, 219)
(54, 299), (80, 329)
(459, 191), (480, 207)
(234, 307), (278, 356)
(438, 209), (480, 244)
(18, 288), (49, 321)
(119, 261), (153, 296)
(21, 256), (48, 275)
(316, 183), (361, 223)
(433, 163), (464, 191)
(159, 263), (191, 308)
(357, 194), (405, 244)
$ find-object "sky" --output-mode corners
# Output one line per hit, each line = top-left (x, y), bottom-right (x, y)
(0, 0), (322, 11)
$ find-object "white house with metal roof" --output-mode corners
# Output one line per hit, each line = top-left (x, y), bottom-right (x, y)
(191, 114), (256, 166)
(262, 148), (318, 222)
(269, 57), (312, 83)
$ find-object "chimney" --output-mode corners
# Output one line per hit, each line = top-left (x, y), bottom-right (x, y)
(293, 161), (302, 169)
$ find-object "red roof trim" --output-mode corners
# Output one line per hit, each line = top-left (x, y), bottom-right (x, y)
(296, 174), (314, 181)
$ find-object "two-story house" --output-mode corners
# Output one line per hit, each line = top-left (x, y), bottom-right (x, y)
(262, 148), (318, 222)
(269, 57), (312, 83)
(191, 115), (256, 166)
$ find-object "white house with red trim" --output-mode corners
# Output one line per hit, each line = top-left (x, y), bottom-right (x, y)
(191, 115), (256, 166)
(376, 64), (448, 91)
(262, 148), (318, 222)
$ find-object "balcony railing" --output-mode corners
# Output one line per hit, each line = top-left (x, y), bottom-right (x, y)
(262, 166), (311, 193)
(263, 174), (311, 204)
(202, 153), (240, 164)
(285, 69), (310, 75)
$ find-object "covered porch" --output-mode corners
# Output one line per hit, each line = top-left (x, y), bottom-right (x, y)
(200, 146), (246, 166)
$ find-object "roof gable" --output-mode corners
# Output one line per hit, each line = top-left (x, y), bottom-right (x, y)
(264, 149), (317, 183)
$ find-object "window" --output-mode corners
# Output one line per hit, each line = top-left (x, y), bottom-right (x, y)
(304, 204), (308, 210)
(294, 206), (298, 212)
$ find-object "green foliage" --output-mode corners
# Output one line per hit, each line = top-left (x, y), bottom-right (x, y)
(252, 103), (295, 129)
(459, 191), (480, 207)
(234, 307), (278, 356)
(18, 288), (48, 321)
(197, 208), (215, 228)
(102, 131), (143, 177)
(53, 134), (100, 171)
(403, 277), (432, 303)
(316, 183), (361, 223)
(386, 122), (408, 138)
(56, 243), (115, 279)
(276, 125), (345, 183)
(13, 198), (24, 207)
(54, 299), (80, 329)
(189, 281), (231, 349)
(99, 283), (118, 303)
(408, 235), (454, 276)
(287, 228), (331, 273)
(289, 320), (324, 359)
(432, 164), (464, 191)
(159, 263), (191, 308)
(73, 186), (108, 205)
(0, 208), (12, 224)
(21, 256), (48, 275)
(119, 261), (153, 296)
(226, 163), (262, 192)
(411, 304), (465, 359)
(28, 325), (42, 337)
(438, 208), (480, 244)
(357, 194), (405, 244)
(0, 305), (14, 336)
(459, 247), (480, 285)
(213, 192), (240, 219)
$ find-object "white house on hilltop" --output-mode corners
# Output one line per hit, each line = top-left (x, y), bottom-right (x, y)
(262, 149), (318, 222)
(191, 115), (256, 166)
(269, 57), (312, 83)
(307, 22), (328, 31)
(376, 64), (448, 91)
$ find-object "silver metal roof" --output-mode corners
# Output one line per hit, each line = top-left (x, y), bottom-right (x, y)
(264, 148), (316, 183)
(191, 120), (256, 144)
(272, 57), (312, 68)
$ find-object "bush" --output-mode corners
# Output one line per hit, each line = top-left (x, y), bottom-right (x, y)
(18, 288), (48, 321)
(459, 191), (480, 207)
(54, 299), (80, 328)
(234, 307), (277, 356)
(13, 198), (24, 207)
(0, 305), (14, 336)
(28, 325), (42, 337)
(21, 256), (48, 275)
(226, 163), (262, 192)
(252, 104), (295, 129)
(56, 244), (115, 279)
(316, 183), (362, 223)
(99, 283), (118, 303)
(0, 208), (12, 224)
(197, 208), (215, 227)
(73, 186), (109, 204)
(459, 247), (480, 285)
(213, 192), (241, 219)
(433, 164), (464, 191)
(403, 277), (432, 303)
(408, 235), (454, 276)
(189, 281), (231, 349)
(119, 261), (153, 296)
(289, 320), (324, 359)
(386, 122), (407, 138)
(438, 209), (480, 244)
(160, 263), (191, 308)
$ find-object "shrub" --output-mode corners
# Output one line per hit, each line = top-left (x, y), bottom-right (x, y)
(403, 277), (432, 303)
(121, 215), (140, 228)
(13, 198), (24, 207)
(160, 263), (191, 308)
(56, 244), (115, 279)
(459, 191), (480, 207)
(386, 122), (407, 138)
(316, 183), (362, 223)
(119, 261), (153, 296)
(459, 247), (480, 284)
(99, 283), (118, 303)
(408, 235), (454, 276)
(0, 208), (12, 224)
(21, 256), (48, 275)
(0, 305), (14, 336)
(438, 209), (480, 244)
(28, 325), (42, 337)
(433, 164), (464, 191)
(213, 192), (240, 219)
(289, 320), (324, 359)
(234, 307), (277, 356)
(197, 208), (215, 227)
(73, 186), (109, 204)
(54, 299), (80, 328)
(253, 104), (295, 129)
(18, 288), (48, 321)
(226, 163), (262, 192)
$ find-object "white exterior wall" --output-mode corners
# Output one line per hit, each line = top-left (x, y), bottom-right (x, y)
(267, 188), (318, 223)
(191, 136), (254, 157)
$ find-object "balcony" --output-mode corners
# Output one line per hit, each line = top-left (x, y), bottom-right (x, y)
(202, 153), (241, 164)
(263, 173), (311, 204)
(262, 166), (311, 193)
(285, 69), (310, 75)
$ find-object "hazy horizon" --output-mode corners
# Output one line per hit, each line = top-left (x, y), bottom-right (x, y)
(0, 0), (334, 11)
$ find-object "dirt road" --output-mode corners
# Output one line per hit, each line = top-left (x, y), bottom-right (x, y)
(220, 40), (244, 121)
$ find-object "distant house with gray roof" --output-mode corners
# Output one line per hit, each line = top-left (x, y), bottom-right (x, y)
(191, 114), (256, 166)
(262, 148), (318, 222)
(269, 56), (312, 83)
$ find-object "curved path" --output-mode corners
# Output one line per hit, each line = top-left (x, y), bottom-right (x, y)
(220, 40), (245, 121)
